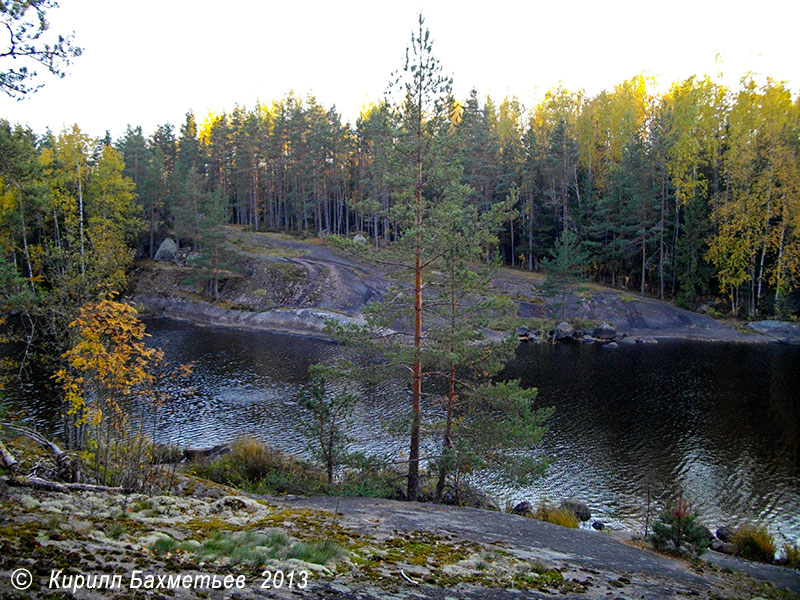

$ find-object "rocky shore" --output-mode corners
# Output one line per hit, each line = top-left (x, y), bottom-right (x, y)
(130, 231), (800, 345)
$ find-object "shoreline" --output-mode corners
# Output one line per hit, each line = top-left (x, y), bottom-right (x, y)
(132, 293), (363, 342)
(133, 292), (800, 346)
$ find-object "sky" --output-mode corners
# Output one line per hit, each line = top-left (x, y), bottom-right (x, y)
(1, 0), (798, 140)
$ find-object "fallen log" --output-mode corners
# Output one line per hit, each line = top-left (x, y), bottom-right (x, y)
(1, 422), (77, 481)
(0, 440), (18, 471)
(1, 422), (68, 460)
(1, 475), (128, 494)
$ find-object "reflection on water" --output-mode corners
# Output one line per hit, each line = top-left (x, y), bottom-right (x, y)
(6, 318), (800, 543)
(499, 341), (800, 543)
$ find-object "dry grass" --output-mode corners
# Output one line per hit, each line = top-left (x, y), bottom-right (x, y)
(194, 436), (327, 495)
(732, 524), (776, 563)
(497, 267), (547, 282)
(783, 543), (800, 568)
(535, 502), (579, 529)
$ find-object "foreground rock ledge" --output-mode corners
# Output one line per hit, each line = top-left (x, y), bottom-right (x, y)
(3, 481), (797, 600)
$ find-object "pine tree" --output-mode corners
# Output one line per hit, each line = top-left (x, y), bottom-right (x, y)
(426, 185), (551, 500)
(384, 13), (456, 500)
(542, 228), (589, 319)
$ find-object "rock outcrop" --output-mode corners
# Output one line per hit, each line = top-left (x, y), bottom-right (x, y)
(593, 322), (617, 340)
(154, 237), (178, 262)
(560, 498), (591, 522)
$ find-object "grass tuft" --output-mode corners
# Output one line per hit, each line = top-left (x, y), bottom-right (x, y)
(782, 543), (800, 569)
(535, 501), (579, 529)
(150, 536), (178, 555)
(732, 524), (776, 563)
(286, 539), (343, 564)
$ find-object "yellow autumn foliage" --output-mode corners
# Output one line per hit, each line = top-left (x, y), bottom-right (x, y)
(53, 295), (161, 428)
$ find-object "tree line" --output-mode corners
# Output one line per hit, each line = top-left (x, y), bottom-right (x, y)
(124, 76), (800, 316)
(2, 75), (798, 320)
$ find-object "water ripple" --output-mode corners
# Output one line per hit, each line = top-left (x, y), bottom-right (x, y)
(6, 320), (800, 545)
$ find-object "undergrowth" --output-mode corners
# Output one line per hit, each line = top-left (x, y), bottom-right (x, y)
(193, 436), (396, 498)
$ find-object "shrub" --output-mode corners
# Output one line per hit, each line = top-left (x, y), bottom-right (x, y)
(649, 496), (708, 556)
(336, 451), (399, 498)
(195, 436), (327, 495)
(196, 436), (397, 498)
(732, 524), (776, 563)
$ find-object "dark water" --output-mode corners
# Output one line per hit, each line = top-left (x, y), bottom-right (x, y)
(499, 341), (800, 542)
(6, 318), (800, 543)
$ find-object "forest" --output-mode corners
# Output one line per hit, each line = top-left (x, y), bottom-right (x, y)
(3, 71), (799, 328)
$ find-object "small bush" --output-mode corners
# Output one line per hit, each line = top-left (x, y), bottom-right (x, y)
(195, 436), (327, 495)
(649, 496), (708, 556)
(336, 452), (398, 498)
(196, 436), (396, 498)
(535, 501), (579, 529)
(732, 524), (776, 563)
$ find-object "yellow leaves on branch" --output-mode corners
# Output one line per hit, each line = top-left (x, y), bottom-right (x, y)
(53, 295), (162, 426)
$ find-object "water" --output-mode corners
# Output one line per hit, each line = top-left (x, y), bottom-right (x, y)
(6, 318), (800, 543)
(499, 341), (800, 542)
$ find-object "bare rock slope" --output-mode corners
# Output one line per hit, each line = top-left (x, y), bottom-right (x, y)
(131, 230), (789, 343)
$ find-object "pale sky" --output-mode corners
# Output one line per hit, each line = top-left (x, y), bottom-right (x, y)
(1, 0), (798, 140)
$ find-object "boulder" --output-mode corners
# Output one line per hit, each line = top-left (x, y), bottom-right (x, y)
(618, 337), (637, 346)
(560, 498), (591, 522)
(555, 321), (575, 341)
(441, 484), (500, 511)
(517, 326), (531, 341)
(591, 521), (605, 530)
(602, 341), (619, 349)
(592, 322), (616, 340)
(580, 335), (596, 343)
(510, 501), (535, 517)
(183, 443), (231, 463)
(352, 233), (367, 244)
(709, 538), (724, 552)
(716, 526), (735, 543)
(720, 542), (737, 555)
(154, 237), (178, 262)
